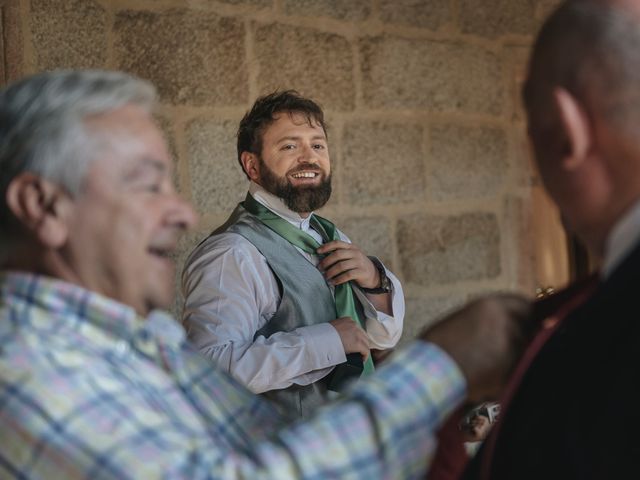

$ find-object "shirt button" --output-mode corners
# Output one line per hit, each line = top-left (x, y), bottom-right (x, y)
(115, 341), (129, 356)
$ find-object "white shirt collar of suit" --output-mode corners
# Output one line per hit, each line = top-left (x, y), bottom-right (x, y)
(603, 197), (640, 278)
(248, 181), (313, 231)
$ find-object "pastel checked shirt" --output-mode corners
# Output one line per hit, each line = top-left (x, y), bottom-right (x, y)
(0, 272), (465, 479)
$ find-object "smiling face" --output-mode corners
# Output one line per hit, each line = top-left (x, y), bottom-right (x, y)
(249, 111), (332, 214)
(61, 105), (197, 315)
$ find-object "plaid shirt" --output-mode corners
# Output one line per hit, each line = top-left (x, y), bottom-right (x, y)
(0, 272), (465, 479)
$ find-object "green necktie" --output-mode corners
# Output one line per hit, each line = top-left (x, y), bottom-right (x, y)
(242, 193), (374, 388)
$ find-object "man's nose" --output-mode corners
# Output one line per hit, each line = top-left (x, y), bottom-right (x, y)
(168, 194), (198, 231)
(297, 143), (316, 162)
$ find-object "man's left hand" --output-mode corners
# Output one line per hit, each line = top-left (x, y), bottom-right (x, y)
(317, 241), (379, 288)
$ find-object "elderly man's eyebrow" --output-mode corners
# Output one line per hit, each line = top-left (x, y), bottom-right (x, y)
(122, 157), (168, 181)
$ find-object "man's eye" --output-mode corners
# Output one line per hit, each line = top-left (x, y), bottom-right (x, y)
(312, 144), (325, 150)
(145, 184), (162, 193)
(282, 144), (295, 150)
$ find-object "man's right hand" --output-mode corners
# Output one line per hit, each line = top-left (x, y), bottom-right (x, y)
(420, 294), (533, 403)
(330, 317), (370, 361)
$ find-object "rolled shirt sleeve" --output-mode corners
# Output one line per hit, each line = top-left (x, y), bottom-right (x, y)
(353, 263), (405, 349)
(337, 226), (405, 349)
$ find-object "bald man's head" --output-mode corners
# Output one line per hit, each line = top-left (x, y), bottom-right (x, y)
(524, 0), (640, 142)
(523, 0), (640, 254)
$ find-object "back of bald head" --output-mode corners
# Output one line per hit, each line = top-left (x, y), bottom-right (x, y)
(524, 0), (640, 139)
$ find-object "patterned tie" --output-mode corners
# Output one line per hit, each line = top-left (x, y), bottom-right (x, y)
(242, 193), (374, 390)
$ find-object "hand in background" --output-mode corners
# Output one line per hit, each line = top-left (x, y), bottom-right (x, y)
(461, 414), (492, 443)
(420, 294), (533, 403)
(330, 316), (370, 360)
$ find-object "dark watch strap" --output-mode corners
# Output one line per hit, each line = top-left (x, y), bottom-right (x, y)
(360, 257), (392, 294)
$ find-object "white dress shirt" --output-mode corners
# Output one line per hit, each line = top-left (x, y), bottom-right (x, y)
(182, 182), (405, 394)
(603, 198), (640, 278)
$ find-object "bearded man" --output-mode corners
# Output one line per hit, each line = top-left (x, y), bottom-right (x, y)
(181, 91), (404, 418)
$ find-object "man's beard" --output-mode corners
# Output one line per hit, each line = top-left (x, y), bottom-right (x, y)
(258, 158), (332, 213)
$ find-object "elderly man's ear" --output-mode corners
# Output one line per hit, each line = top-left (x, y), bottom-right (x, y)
(553, 87), (592, 169)
(5, 173), (71, 248)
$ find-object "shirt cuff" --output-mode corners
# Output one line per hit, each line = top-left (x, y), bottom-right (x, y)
(386, 268), (404, 315)
(297, 322), (347, 369)
(353, 263), (404, 349)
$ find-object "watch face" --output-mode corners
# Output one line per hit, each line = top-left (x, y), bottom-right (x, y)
(380, 273), (391, 291)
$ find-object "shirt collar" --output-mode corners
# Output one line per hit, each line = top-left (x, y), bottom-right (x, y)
(0, 271), (183, 346)
(249, 181), (313, 230)
(603, 198), (640, 278)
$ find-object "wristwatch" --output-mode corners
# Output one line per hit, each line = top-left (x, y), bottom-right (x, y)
(360, 257), (392, 294)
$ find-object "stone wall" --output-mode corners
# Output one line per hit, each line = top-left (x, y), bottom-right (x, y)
(1, 0), (562, 342)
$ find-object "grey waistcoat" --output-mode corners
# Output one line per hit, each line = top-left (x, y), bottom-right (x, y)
(212, 204), (346, 418)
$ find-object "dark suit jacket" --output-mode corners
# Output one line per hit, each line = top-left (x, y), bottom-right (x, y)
(463, 240), (640, 479)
